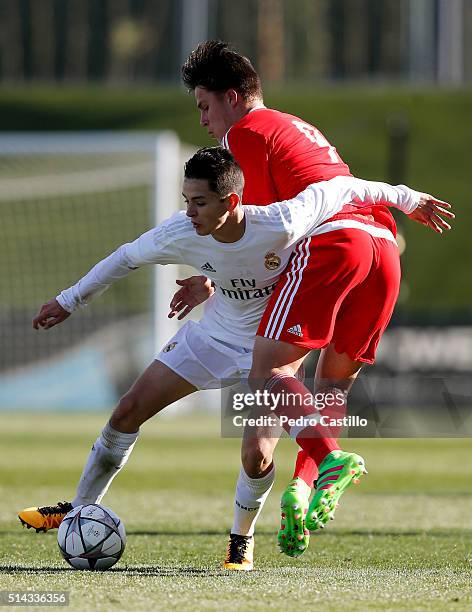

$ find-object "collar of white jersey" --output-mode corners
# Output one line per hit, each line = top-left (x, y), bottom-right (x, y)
(221, 105), (267, 149)
(206, 214), (252, 250)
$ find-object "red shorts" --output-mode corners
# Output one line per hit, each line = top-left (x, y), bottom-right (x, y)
(257, 226), (401, 364)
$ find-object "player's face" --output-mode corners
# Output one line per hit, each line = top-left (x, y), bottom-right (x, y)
(195, 87), (237, 141)
(183, 178), (232, 236)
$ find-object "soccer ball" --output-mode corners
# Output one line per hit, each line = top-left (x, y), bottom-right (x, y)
(57, 504), (126, 570)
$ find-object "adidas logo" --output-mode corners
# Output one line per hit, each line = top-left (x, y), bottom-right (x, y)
(201, 262), (216, 272)
(287, 324), (303, 337)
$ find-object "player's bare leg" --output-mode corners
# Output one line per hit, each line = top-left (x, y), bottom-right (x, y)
(249, 337), (367, 555)
(314, 343), (362, 395)
(109, 360), (196, 433)
(225, 361), (313, 570)
(249, 339), (313, 556)
(224, 416), (280, 571)
(18, 361), (196, 532)
(305, 344), (367, 532)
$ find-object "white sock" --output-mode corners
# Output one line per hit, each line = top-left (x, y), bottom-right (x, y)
(231, 465), (275, 537)
(72, 422), (139, 507)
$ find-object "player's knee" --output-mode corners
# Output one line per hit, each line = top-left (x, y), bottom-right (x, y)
(314, 386), (348, 405)
(313, 386), (348, 422)
(241, 443), (273, 478)
(248, 364), (294, 391)
(110, 393), (140, 432)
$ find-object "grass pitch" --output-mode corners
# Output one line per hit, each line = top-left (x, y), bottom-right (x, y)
(0, 413), (471, 611)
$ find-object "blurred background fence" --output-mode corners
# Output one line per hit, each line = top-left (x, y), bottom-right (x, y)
(0, 0), (470, 415)
(0, 0), (469, 85)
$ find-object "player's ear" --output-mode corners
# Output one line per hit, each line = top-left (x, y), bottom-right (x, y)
(226, 89), (238, 107)
(227, 192), (240, 212)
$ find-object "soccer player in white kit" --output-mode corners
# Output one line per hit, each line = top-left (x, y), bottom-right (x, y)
(18, 147), (451, 570)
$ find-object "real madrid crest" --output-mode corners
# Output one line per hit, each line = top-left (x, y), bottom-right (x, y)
(163, 342), (178, 353)
(264, 251), (281, 270)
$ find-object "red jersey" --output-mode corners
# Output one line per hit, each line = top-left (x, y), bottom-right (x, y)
(222, 107), (396, 234)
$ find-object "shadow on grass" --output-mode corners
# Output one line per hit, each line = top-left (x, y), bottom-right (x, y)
(127, 528), (472, 538)
(0, 529), (231, 537)
(0, 566), (75, 574)
(316, 529), (472, 538)
(127, 530), (228, 537)
(2, 528), (470, 538)
(4, 528), (472, 538)
(0, 565), (231, 577)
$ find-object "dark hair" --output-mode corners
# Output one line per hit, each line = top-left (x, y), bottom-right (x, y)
(182, 40), (262, 102)
(184, 147), (244, 198)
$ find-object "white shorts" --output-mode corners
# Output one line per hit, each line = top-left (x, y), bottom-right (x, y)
(156, 320), (253, 390)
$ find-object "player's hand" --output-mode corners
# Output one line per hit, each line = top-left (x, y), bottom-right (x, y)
(32, 298), (71, 330)
(168, 276), (215, 320)
(408, 194), (454, 233)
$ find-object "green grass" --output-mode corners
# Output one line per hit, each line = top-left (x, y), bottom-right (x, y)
(1, 413), (471, 611)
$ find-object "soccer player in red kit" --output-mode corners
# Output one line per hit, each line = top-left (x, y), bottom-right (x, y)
(178, 41), (452, 565)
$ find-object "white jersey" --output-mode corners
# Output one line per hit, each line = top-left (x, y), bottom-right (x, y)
(57, 176), (419, 349)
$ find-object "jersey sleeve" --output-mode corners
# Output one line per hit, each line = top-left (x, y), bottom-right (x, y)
(252, 176), (420, 245)
(225, 126), (279, 204)
(57, 213), (185, 312)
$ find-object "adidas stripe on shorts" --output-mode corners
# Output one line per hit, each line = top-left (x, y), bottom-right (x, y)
(257, 224), (401, 364)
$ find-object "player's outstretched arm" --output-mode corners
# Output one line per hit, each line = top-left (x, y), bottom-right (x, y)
(277, 176), (454, 242)
(343, 178), (455, 233)
(332, 176), (454, 230)
(32, 245), (141, 330)
(54, 220), (183, 315)
(32, 298), (71, 330)
(342, 176), (455, 233)
(168, 276), (214, 320)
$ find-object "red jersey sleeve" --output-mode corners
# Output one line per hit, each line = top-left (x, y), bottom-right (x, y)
(225, 126), (278, 205)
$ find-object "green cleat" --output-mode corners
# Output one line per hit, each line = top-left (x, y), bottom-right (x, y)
(305, 450), (367, 531)
(278, 477), (311, 557)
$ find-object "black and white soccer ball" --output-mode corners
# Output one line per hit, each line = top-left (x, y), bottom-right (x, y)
(57, 504), (126, 570)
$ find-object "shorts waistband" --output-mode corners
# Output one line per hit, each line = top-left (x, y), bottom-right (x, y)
(310, 219), (397, 244)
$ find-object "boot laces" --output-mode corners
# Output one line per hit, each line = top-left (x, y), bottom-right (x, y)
(38, 501), (72, 517)
(228, 534), (251, 563)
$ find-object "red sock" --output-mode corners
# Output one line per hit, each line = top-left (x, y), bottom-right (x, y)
(295, 429), (340, 467)
(265, 374), (343, 467)
(292, 450), (318, 487)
